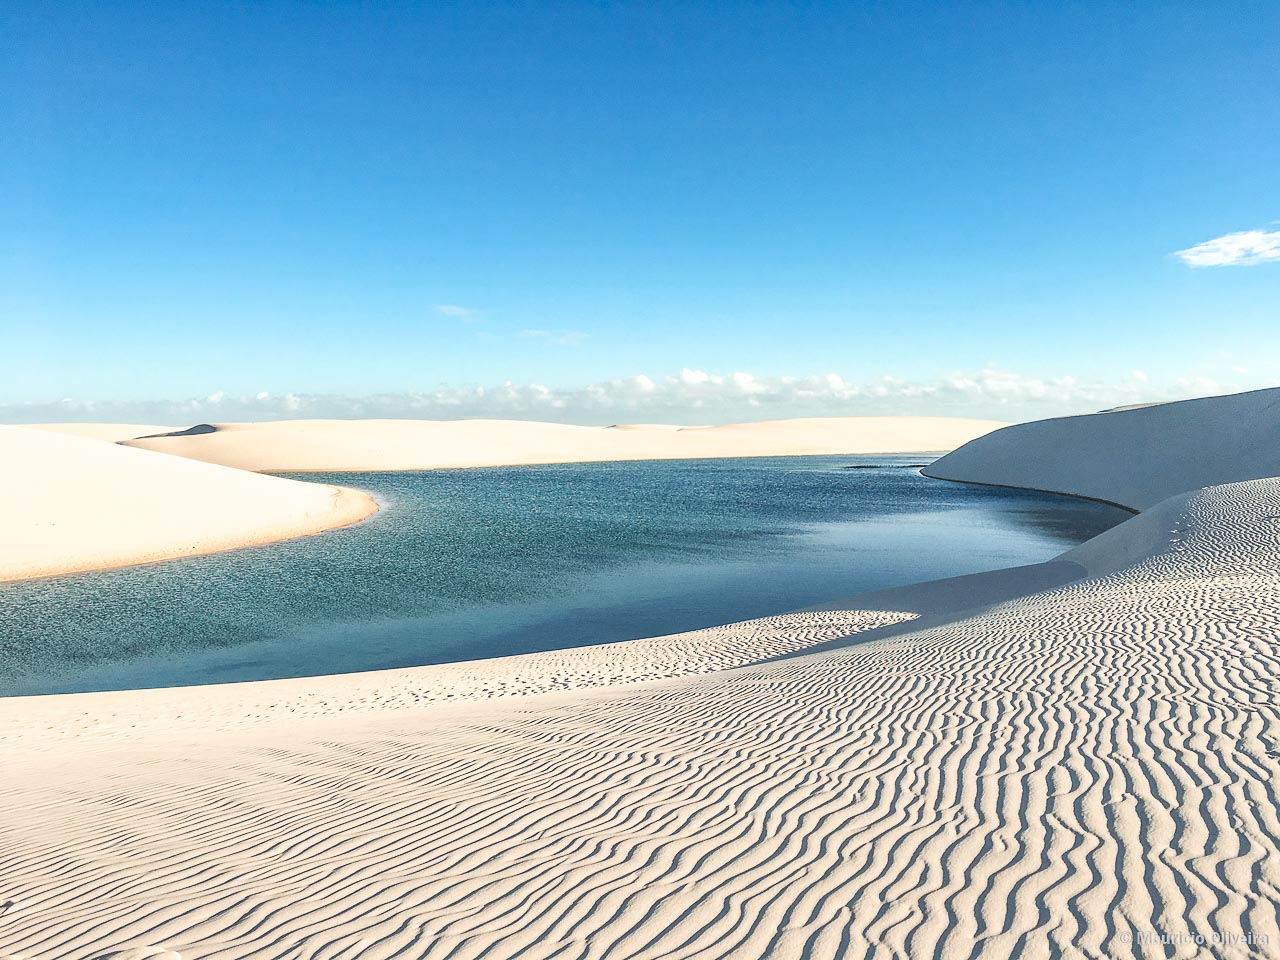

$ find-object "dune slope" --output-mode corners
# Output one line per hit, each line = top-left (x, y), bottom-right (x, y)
(21, 423), (176, 443)
(0, 426), (377, 582)
(121, 415), (1006, 472)
(923, 385), (1280, 509)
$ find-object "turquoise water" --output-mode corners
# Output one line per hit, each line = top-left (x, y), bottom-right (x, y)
(0, 456), (1128, 696)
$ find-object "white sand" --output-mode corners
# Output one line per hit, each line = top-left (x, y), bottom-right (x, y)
(22, 423), (177, 443)
(924, 385), (1280, 509)
(121, 415), (1006, 472)
(0, 426), (377, 582)
(2, 393), (1279, 958)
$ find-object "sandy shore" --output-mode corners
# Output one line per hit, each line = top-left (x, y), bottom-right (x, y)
(0, 426), (377, 582)
(121, 415), (1006, 472)
(2, 416), (1001, 581)
(1, 393), (1279, 958)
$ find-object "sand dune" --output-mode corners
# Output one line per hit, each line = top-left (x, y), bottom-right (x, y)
(1, 391), (1279, 958)
(121, 415), (1006, 472)
(924, 385), (1280, 509)
(21, 423), (176, 443)
(0, 426), (377, 582)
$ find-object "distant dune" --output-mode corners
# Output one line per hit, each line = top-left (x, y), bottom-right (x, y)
(121, 415), (1008, 472)
(21, 422), (178, 442)
(0, 426), (377, 582)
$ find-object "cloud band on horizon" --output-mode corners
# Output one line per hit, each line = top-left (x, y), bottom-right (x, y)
(1, 368), (1261, 428)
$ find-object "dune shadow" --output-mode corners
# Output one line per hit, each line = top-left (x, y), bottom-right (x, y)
(135, 423), (218, 439)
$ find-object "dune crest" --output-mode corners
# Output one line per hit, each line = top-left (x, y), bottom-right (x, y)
(119, 415), (1007, 472)
(21, 423), (178, 443)
(924, 385), (1280, 509)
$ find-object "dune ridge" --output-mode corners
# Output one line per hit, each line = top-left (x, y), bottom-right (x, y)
(120, 415), (1007, 472)
(923, 385), (1280, 509)
(1, 390), (1279, 958)
(0, 426), (377, 583)
(20, 423), (178, 443)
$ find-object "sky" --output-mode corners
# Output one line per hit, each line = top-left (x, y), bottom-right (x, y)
(3, 1), (1278, 425)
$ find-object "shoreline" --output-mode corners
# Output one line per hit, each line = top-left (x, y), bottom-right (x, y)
(264, 447), (959, 474)
(2, 485), (380, 586)
(918, 468), (1142, 514)
(0, 470), (1137, 717)
(0, 453), (1109, 701)
(0, 425), (381, 584)
(3, 415), (1004, 582)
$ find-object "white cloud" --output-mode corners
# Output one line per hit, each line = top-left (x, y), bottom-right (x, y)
(434, 304), (478, 318)
(1174, 229), (1280, 267)
(519, 329), (587, 346)
(3, 366), (1263, 427)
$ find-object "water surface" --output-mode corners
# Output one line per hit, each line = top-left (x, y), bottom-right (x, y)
(0, 456), (1128, 695)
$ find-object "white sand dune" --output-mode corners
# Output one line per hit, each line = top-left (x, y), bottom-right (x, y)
(2, 390), (1279, 958)
(0, 426), (377, 582)
(924, 385), (1280, 509)
(22, 423), (177, 443)
(121, 415), (1006, 472)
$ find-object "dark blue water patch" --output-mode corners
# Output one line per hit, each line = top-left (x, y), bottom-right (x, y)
(0, 456), (1129, 696)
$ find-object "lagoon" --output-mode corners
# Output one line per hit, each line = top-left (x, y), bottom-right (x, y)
(0, 456), (1127, 695)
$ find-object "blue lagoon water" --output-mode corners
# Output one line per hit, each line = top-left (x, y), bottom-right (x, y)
(0, 456), (1129, 696)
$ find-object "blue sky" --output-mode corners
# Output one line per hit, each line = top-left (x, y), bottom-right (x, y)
(3, 1), (1278, 423)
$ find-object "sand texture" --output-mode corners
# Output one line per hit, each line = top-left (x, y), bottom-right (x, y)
(121, 416), (1006, 472)
(0, 426), (377, 582)
(1, 391), (1278, 958)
